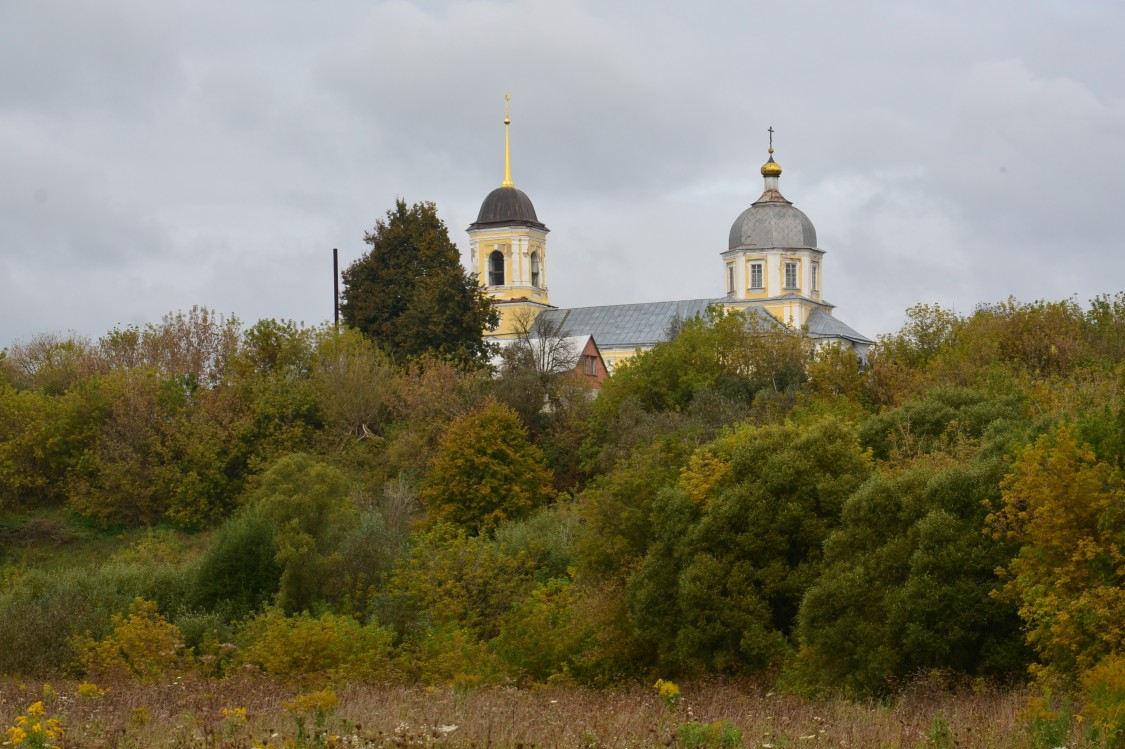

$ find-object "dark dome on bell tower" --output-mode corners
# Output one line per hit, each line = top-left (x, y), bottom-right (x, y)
(471, 186), (546, 230)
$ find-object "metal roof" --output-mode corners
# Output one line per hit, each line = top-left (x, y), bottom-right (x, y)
(535, 299), (872, 350)
(538, 298), (722, 349)
(806, 308), (874, 344)
(469, 186), (547, 231)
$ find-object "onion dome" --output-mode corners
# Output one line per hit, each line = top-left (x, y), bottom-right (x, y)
(761, 147), (782, 177)
(728, 144), (817, 250)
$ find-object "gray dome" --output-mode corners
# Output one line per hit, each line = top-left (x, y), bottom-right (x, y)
(470, 186), (547, 230)
(728, 194), (817, 250)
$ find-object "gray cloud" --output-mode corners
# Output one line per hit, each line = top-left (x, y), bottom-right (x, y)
(2, 0), (1123, 349)
(0, 0), (182, 117)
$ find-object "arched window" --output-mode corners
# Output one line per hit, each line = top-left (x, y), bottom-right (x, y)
(488, 250), (505, 286)
(530, 252), (541, 287)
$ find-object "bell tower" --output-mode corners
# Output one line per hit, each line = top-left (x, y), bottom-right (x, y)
(468, 95), (552, 338)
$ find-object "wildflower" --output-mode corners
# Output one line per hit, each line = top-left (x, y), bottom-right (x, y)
(222, 706), (249, 732)
(5, 700), (64, 749)
(222, 707), (249, 722)
(284, 690), (339, 717)
(76, 682), (106, 699)
(653, 678), (682, 707)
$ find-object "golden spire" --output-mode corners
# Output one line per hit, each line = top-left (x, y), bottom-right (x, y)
(761, 125), (782, 177)
(502, 93), (514, 187)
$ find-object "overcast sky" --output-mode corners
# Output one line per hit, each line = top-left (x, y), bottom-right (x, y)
(2, 0), (1123, 348)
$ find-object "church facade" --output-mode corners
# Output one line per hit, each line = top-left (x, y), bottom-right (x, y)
(467, 107), (872, 371)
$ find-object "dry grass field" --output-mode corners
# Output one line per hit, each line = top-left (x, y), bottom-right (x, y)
(0, 676), (1087, 749)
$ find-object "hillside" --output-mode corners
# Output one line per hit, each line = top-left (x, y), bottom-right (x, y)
(2, 296), (1124, 747)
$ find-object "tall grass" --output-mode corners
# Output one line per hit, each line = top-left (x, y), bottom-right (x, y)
(0, 677), (1075, 748)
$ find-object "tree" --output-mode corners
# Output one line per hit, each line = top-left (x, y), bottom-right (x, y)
(419, 398), (554, 533)
(341, 200), (498, 365)
(252, 453), (355, 614)
(581, 306), (810, 472)
(627, 417), (873, 673)
(986, 425), (1125, 680)
(797, 455), (1028, 694)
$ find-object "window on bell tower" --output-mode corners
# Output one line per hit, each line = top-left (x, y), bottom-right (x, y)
(530, 252), (541, 287)
(727, 263), (735, 293)
(811, 263), (819, 292)
(489, 250), (505, 286)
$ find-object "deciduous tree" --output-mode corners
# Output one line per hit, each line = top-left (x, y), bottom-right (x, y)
(419, 398), (553, 533)
(987, 425), (1125, 680)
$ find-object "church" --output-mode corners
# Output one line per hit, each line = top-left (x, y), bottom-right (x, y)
(467, 103), (873, 373)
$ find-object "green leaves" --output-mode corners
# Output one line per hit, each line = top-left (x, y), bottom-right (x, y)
(628, 418), (872, 674)
(341, 200), (498, 366)
(419, 399), (553, 534)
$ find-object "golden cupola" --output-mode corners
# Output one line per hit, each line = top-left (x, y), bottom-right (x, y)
(760, 147), (782, 177)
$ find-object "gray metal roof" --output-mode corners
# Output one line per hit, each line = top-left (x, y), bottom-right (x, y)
(536, 299), (871, 350)
(538, 298), (722, 349)
(728, 189), (817, 250)
(806, 308), (874, 344)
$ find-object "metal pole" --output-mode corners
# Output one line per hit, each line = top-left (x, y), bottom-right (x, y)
(333, 248), (340, 328)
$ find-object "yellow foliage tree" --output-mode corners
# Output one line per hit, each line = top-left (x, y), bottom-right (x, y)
(988, 425), (1125, 679)
(420, 398), (553, 533)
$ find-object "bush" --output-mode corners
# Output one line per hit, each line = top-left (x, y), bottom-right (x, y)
(238, 608), (394, 685)
(251, 453), (355, 614)
(73, 597), (189, 681)
(376, 523), (534, 640)
(0, 560), (192, 675)
(394, 624), (503, 688)
(629, 417), (873, 673)
(494, 506), (578, 582)
(677, 720), (743, 749)
(190, 509), (280, 620)
(1081, 653), (1125, 748)
(491, 577), (581, 683)
(325, 509), (402, 614)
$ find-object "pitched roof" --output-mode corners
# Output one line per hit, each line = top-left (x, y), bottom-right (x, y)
(490, 335), (592, 374)
(533, 299), (872, 351)
(806, 308), (874, 345)
(537, 298), (721, 350)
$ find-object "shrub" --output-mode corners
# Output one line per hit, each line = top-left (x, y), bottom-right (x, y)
(491, 577), (581, 683)
(377, 522), (535, 640)
(987, 425), (1125, 679)
(494, 506), (578, 582)
(0, 560), (191, 675)
(676, 720), (742, 749)
(73, 597), (189, 681)
(189, 509), (280, 620)
(395, 624), (503, 688)
(238, 608), (394, 685)
(252, 453), (355, 613)
(1081, 653), (1125, 748)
